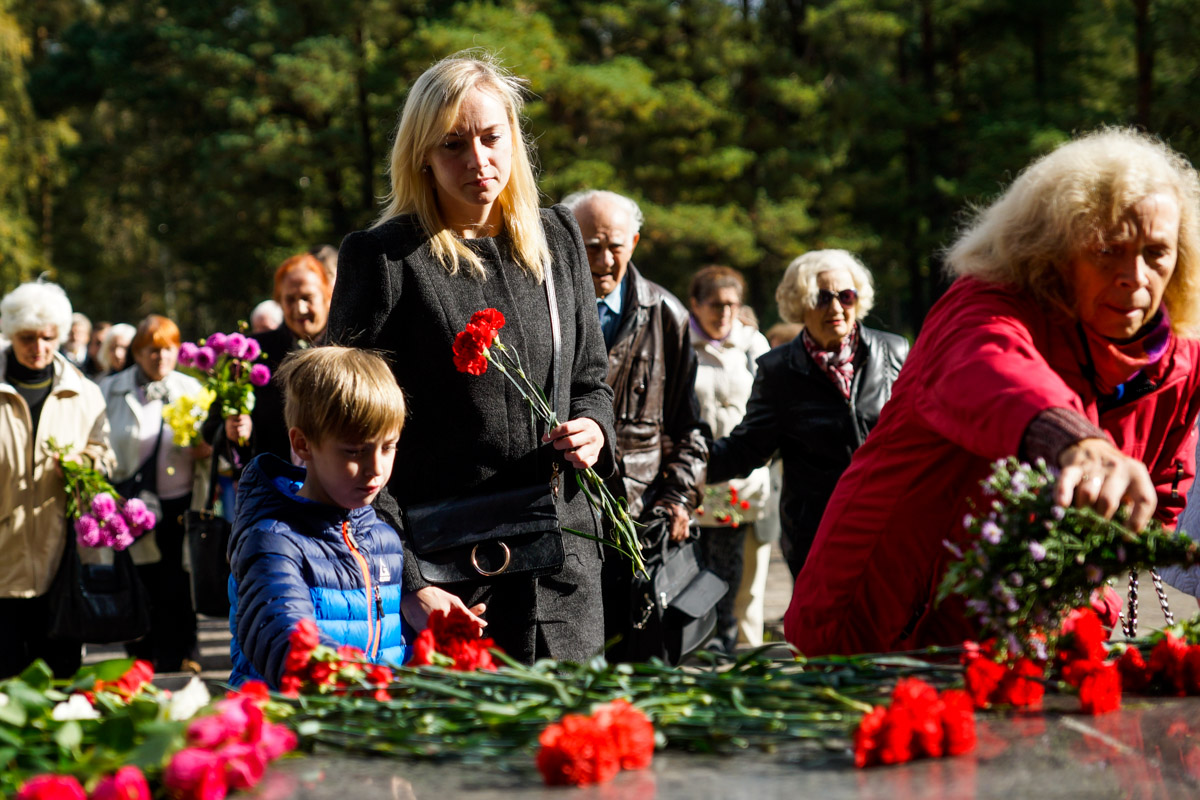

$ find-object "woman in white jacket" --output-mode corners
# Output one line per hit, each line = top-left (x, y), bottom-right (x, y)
(100, 314), (211, 672)
(688, 266), (771, 652)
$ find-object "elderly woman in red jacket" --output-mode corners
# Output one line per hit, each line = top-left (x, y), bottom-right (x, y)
(786, 128), (1200, 656)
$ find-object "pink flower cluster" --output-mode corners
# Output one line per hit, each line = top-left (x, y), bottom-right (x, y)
(179, 332), (270, 388)
(164, 682), (296, 800)
(74, 493), (155, 550)
(16, 766), (151, 800)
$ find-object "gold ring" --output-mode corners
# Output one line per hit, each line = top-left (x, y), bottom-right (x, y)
(1080, 473), (1092, 484)
(470, 542), (511, 577)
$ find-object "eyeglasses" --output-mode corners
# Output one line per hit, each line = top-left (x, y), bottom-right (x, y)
(704, 299), (740, 312)
(815, 288), (858, 309)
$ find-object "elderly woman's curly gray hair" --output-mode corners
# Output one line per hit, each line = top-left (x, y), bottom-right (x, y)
(946, 127), (1200, 337)
(775, 250), (876, 324)
(0, 282), (73, 343)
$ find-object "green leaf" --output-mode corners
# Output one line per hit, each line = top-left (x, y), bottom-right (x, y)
(54, 720), (83, 754)
(97, 715), (137, 751)
(126, 729), (180, 769)
(0, 697), (27, 727)
(18, 661), (53, 691)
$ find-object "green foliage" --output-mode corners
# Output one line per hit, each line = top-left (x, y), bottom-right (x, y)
(9, 0), (1200, 337)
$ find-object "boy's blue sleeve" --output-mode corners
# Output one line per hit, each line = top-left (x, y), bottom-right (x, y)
(231, 523), (336, 688)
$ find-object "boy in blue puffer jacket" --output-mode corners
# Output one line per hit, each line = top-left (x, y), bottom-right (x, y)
(228, 346), (409, 687)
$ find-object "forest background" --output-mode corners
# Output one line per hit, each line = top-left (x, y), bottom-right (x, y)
(1, 0), (1194, 336)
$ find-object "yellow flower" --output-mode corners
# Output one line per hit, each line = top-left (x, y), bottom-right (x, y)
(163, 387), (217, 447)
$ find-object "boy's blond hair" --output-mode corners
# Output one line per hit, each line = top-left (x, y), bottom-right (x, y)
(277, 346), (406, 445)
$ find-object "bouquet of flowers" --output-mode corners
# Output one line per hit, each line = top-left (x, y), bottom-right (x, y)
(177, 330), (271, 442)
(452, 309), (646, 574)
(938, 457), (1199, 657)
(162, 386), (217, 447)
(696, 484), (751, 527)
(46, 439), (155, 550)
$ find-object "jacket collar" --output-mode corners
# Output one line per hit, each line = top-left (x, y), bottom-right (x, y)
(0, 348), (86, 398)
(788, 323), (875, 375)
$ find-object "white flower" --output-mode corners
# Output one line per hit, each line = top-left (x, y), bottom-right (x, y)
(167, 677), (211, 721)
(0, 693), (7, 707)
(980, 521), (1003, 545)
(52, 693), (101, 721)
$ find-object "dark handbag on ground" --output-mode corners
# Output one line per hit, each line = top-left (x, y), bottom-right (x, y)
(184, 452), (232, 617)
(47, 533), (152, 644)
(621, 513), (729, 666)
(402, 262), (568, 586)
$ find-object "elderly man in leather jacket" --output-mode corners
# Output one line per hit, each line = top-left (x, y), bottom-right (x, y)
(563, 190), (708, 544)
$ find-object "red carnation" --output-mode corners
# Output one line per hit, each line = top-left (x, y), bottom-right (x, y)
(964, 657), (1007, 708)
(595, 700), (655, 770)
(938, 689), (977, 756)
(1148, 633), (1190, 695)
(336, 644), (365, 661)
(278, 675), (303, 698)
(876, 704), (915, 765)
(537, 714), (621, 786)
(452, 323), (496, 375)
(290, 618), (321, 651)
(470, 308), (506, 333)
(1184, 645), (1200, 695)
(1117, 646), (1150, 692)
(994, 658), (1045, 709)
(853, 706), (887, 768)
(410, 629), (437, 666)
(1064, 659), (1122, 715)
(1058, 607), (1108, 664)
(891, 678), (943, 758)
(15, 775), (87, 800)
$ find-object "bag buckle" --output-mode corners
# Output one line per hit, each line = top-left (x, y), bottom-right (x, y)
(470, 542), (512, 576)
(551, 462), (560, 499)
(632, 593), (655, 630)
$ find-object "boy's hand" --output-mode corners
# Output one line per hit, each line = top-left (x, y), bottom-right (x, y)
(402, 586), (487, 635)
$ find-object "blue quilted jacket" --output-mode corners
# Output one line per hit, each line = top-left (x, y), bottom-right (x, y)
(228, 454), (410, 687)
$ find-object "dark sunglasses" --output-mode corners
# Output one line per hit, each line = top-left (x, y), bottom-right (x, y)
(816, 288), (858, 309)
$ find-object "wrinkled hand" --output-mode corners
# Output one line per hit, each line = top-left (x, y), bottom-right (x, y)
(543, 417), (604, 470)
(401, 586), (487, 635)
(658, 502), (691, 543)
(1056, 437), (1156, 531)
(225, 414), (252, 445)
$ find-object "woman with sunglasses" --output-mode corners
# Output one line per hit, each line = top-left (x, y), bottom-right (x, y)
(707, 250), (909, 581)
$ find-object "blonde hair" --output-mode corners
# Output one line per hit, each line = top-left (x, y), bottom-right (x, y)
(375, 53), (549, 281)
(277, 346), (407, 446)
(775, 250), (876, 324)
(946, 127), (1200, 336)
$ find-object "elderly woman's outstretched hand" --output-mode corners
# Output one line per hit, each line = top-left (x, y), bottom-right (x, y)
(1056, 437), (1157, 531)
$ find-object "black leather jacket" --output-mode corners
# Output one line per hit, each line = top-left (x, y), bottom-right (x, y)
(605, 264), (708, 519)
(708, 324), (908, 573)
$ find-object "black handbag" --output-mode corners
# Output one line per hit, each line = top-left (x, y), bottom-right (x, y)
(184, 453), (232, 617)
(402, 261), (567, 586)
(620, 514), (729, 666)
(47, 533), (152, 644)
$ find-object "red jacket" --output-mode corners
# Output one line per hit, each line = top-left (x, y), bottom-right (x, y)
(784, 278), (1200, 656)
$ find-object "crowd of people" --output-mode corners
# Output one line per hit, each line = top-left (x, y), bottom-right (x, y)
(4, 52), (1200, 685)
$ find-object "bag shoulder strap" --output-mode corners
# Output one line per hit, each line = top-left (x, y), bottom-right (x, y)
(543, 263), (562, 421)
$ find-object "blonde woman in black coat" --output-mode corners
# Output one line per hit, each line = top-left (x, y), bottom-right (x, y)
(328, 54), (616, 664)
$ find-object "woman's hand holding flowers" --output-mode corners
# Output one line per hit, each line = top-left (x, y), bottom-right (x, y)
(403, 586), (487, 636)
(543, 418), (604, 470)
(1057, 437), (1156, 530)
(225, 414), (252, 446)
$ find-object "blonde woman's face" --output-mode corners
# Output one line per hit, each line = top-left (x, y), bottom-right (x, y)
(1071, 192), (1180, 340)
(426, 87), (512, 233)
(803, 269), (858, 350)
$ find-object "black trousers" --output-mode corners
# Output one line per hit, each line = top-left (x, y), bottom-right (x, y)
(0, 594), (82, 679)
(126, 495), (198, 671)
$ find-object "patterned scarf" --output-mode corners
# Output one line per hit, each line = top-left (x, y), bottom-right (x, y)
(1080, 307), (1173, 396)
(802, 324), (859, 399)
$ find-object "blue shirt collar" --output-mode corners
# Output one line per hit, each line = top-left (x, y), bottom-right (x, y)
(598, 272), (625, 316)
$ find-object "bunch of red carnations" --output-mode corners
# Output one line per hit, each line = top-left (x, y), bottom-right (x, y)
(961, 640), (1047, 710)
(409, 606), (500, 672)
(1114, 623), (1200, 699)
(163, 682), (296, 800)
(1054, 606), (1123, 715)
(853, 677), (976, 768)
(278, 619), (394, 700)
(696, 484), (751, 527)
(536, 699), (656, 786)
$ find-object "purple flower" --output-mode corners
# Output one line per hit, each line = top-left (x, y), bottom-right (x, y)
(942, 539), (964, 559)
(1028, 540), (1047, 562)
(225, 332), (248, 360)
(74, 514), (103, 547)
(123, 498), (156, 532)
(961, 514), (974, 530)
(1011, 472), (1028, 493)
(193, 347), (216, 371)
(206, 332), (228, 355)
(178, 342), (199, 366)
(1116, 545), (1127, 564)
(112, 530), (136, 551)
(91, 493), (118, 521)
(1008, 572), (1024, 588)
(1031, 638), (1048, 661)
(1050, 505), (1066, 521)
(106, 513), (129, 538)
(243, 338), (261, 362)
(249, 363), (271, 387)
(980, 521), (1003, 545)
(1085, 564), (1104, 584)
(1005, 595), (1019, 613)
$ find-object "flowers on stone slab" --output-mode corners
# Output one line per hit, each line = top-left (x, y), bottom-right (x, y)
(853, 677), (977, 768)
(961, 640), (1046, 710)
(452, 308), (647, 575)
(162, 387), (218, 447)
(278, 619), (395, 699)
(536, 700), (655, 786)
(408, 607), (500, 672)
(940, 457), (1198, 659)
(178, 327), (269, 443)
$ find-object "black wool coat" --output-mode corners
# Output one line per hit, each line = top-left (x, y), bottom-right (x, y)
(327, 205), (617, 664)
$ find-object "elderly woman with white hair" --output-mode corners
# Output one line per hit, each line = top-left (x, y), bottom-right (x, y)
(0, 282), (113, 678)
(707, 250), (910, 581)
(786, 128), (1200, 657)
(97, 322), (135, 377)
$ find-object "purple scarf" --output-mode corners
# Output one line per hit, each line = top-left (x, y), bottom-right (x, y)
(1080, 308), (1172, 395)
(802, 325), (859, 399)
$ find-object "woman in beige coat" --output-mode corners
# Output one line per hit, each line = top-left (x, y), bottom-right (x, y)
(0, 282), (113, 678)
